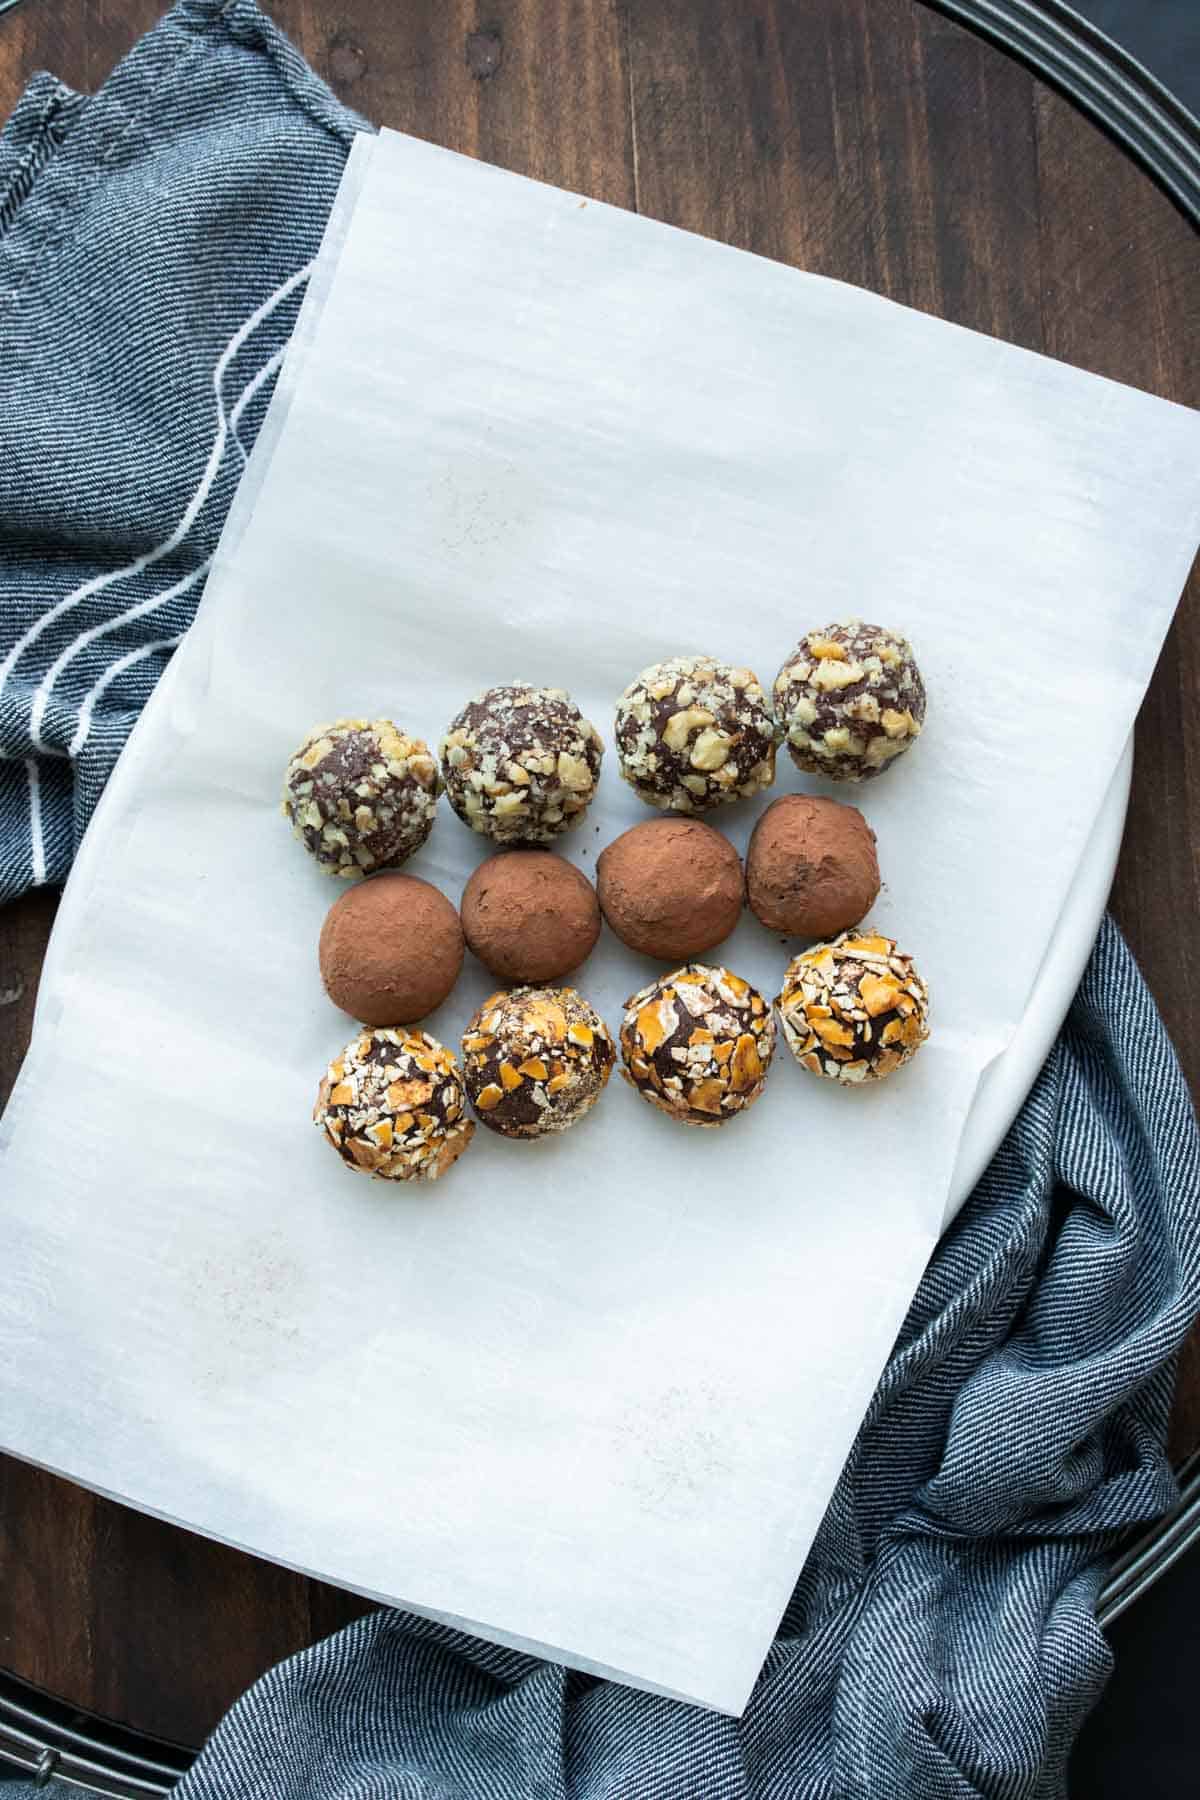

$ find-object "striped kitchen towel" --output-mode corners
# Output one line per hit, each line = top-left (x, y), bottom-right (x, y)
(180, 920), (1200, 1797)
(2, 7), (1199, 1800)
(0, 0), (361, 898)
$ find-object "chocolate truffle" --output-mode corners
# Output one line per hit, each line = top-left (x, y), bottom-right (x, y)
(773, 622), (925, 781)
(314, 1027), (474, 1181)
(746, 795), (880, 938)
(597, 819), (743, 960)
(776, 930), (929, 1084)
(614, 655), (779, 812)
(619, 964), (775, 1127)
(283, 718), (440, 877)
(461, 852), (600, 984)
(439, 685), (603, 845)
(319, 873), (464, 1026)
(462, 986), (614, 1138)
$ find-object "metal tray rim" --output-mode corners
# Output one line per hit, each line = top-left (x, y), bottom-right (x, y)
(2, 0), (1198, 1791)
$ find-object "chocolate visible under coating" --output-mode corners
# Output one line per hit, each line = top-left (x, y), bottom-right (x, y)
(619, 964), (775, 1127)
(283, 718), (440, 877)
(746, 795), (879, 938)
(773, 622), (925, 781)
(597, 818), (743, 960)
(614, 656), (779, 812)
(462, 986), (614, 1138)
(776, 930), (929, 1084)
(319, 873), (464, 1026)
(460, 852), (600, 983)
(314, 1027), (474, 1180)
(439, 686), (603, 845)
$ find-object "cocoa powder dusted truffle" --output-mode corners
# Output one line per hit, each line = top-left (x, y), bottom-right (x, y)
(597, 819), (743, 961)
(619, 964), (775, 1127)
(314, 1027), (474, 1181)
(319, 874), (464, 1026)
(283, 719), (440, 877)
(776, 930), (929, 1084)
(746, 795), (879, 939)
(460, 852), (600, 984)
(439, 685), (603, 845)
(773, 623), (925, 781)
(614, 655), (779, 812)
(462, 986), (615, 1138)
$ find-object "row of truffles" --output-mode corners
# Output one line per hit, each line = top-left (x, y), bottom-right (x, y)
(313, 932), (932, 1182)
(283, 686), (603, 876)
(614, 625), (925, 812)
(314, 797), (883, 1038)
(281, 623), (925, 875)
(596, 799), (880, 958)
(314, 987), (615, 1179)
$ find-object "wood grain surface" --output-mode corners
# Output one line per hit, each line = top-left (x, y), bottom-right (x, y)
(1, 0), (1198, 1751)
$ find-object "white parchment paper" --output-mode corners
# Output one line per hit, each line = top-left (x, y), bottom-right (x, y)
(2, 130), (1199, 1714)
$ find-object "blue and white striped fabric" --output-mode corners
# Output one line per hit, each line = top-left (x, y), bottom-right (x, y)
(2, 8), (1198, 1798)
(0, 0), (361, 898)
(177, 921), (1200, 1798)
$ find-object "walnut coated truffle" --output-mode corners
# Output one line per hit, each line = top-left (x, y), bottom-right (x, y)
(619, 964), (775, 1127)
(462, 986), (615, 1138)
(597, 818), (743, 961)
(283, 719), (440, 877)
(614, 656), (779, 812)
(439, 686), (603, 845)
(776, 930), (929, 1084)
(319, 873), (464, 1026)
(773, 623), (925, 781)
(746, 795), (879, 939)
(314, 1027), (474, 1180)
(461, 852), (600, 984)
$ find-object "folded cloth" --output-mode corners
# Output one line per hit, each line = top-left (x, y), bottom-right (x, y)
(2, 8), (1199, 1798)
(0, 0), (361, 898)
(173, 919), (1200, 1798)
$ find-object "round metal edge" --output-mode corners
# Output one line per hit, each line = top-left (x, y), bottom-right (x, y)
(2, 0), (1197, 1786)
(927, 0), (1200, 228)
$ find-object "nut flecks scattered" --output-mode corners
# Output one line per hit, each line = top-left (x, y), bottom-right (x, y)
(283, 719), (440, 878)
(773, 623), (925, 782)
(438, 685), (603, 845)
(614, 655), (779, 813)
(619, 963), (775, 1127)
(776, 929), (930, 1084)
(461, 985), (615, 1138)
(314, 1028), (474, 1180)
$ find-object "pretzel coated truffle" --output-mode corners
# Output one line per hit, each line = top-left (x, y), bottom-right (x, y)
(619, 964), (775, 1126)
(462, 986), (614, 1138)
(776, 931), (929, 1083)
(314, 1028), (474, 1180)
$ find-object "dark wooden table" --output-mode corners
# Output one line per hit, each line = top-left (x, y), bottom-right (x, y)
(1, 0), (1198, 1756)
